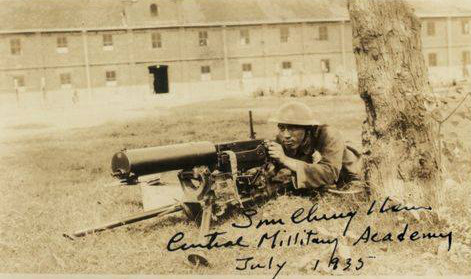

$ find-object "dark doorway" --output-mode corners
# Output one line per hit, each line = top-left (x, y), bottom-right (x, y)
(148, 65), (169, 94)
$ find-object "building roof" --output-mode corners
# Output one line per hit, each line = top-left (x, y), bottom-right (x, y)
(410, 0), (471, 18)
(178, 0), (349, 24)
(0, 0), (125, 32)
(1, 0), (471, 33)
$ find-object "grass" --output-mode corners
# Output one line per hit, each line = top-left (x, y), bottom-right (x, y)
(0, 95), (470, 275)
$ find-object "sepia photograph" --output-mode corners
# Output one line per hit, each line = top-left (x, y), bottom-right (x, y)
(0, 0), (470, 278)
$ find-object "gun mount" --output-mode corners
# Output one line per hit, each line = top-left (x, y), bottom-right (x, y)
(65, 111), (287, 267)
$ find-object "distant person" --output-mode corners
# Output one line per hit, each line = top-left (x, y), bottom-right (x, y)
(41, 77), (48, 107)
(265, 101), (365, 194)
(72, 89), (79, 104)
(463, 62), (469, 79)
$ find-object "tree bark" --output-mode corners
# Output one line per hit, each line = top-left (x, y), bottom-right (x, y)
(347, 0), (441, 199)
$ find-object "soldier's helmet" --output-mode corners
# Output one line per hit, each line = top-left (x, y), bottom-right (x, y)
(268, 101), (319, 126)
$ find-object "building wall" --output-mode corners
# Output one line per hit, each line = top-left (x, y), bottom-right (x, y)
(89, 64), (133, 88)
(44, 66), (87, 90)
(87, 30), (131, 65)
(126, 0), (180, 26)
(181, 27), (224, 60)
(3, 68), (42, 91)
(1, 33), (42, 69)
(304, 22), (343, 54)
(41, 32), (85, 67)
(419, 17), (471, 82)
(225, 25), (265, 58)
(451, 17), (471, 46)
(264, 24), (304, 56)
(133, 28), (182, 62)
(1, 16), (471, 95)
(421, 18), (448, 48)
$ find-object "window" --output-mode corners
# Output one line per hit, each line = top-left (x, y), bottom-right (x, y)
(321, 59), (330, 73)
(463, 51), (470, 65)
(10, 39), (21, 55)
(281, 61), (292, 76)
(106, 71), (116, 81)
(150, 4), (159, 17)
(13, 76), (25, 88)
(57, 36), (67, 48)
(426, 21), (436, 36)
(151, 32), (162, 48)
(199, 31), (208, 46)
(242, 63), (252, 78)
(428, 53), (437, 67)
(106, 70), (117, 86)
(57, 36), (68, 53)
(60, 73), (72, 88)
(318, 26), (328, 41)
(462, 19), (470, 35)
(201, 66), (211, 73)
(280, 27), (289, 43)
(103, 34), (113, 50)
(201, 65), (211, 81)
(282, 61), (291, 69)
(240, 29), (250, 45)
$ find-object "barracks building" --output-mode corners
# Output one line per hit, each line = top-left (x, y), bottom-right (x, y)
(1, 0), (471, 104)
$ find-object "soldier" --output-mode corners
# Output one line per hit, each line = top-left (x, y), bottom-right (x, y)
(266, 101), (366, 194)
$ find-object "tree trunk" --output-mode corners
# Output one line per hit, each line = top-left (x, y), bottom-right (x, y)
(347, 0), (441, 201)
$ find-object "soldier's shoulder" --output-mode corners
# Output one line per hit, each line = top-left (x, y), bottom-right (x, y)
(316, 124), (341, 136)
(315, 125), (344, 141)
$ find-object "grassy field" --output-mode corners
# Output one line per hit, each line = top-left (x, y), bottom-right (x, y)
(1, 95), (470, 276)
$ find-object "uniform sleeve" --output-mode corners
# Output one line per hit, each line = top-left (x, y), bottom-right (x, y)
(294, 126), (344, 189)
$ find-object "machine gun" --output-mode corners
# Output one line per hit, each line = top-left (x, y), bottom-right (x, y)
(65, 111), (288, 265)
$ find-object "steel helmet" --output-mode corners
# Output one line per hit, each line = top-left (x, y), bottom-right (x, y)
(268, 101), (319, 126)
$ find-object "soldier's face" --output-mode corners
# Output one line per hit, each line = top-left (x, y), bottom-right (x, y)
(277, 124), (306, 150)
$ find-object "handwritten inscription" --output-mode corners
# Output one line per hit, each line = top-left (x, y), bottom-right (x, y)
(236, 256), (287, 279)
(367, 196), (433, 215)
(166, 196), (453, 278)
(353, 223), (452, 250)
(290, 203), (357, 236)
(167, 231), (249, 251)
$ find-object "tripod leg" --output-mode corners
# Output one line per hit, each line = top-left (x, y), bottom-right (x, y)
(187, 199), (212, 267)
(64, 203), (182, 239)
(199, 200), (212, 239)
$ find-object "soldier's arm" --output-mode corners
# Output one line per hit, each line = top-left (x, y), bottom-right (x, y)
(293, 126), (344, 189)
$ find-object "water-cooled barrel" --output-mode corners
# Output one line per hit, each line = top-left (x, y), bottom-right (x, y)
(111, 141), (217, 179)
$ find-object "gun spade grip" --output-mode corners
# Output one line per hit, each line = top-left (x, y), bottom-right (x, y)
(111, 141), (217, 179)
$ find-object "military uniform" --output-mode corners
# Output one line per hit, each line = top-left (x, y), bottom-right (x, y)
(276, 124), (361, 190)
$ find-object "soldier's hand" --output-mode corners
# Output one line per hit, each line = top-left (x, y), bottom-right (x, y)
(264, 140), (298, 172)
(265, 141), (287, 163)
